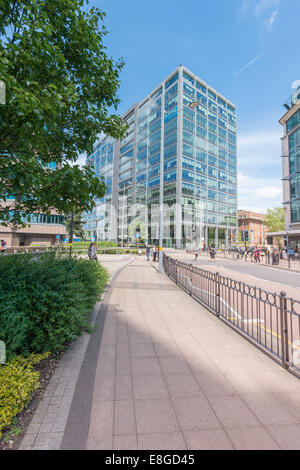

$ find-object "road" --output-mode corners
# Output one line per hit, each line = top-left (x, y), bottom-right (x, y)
(167, 252), (300, 292)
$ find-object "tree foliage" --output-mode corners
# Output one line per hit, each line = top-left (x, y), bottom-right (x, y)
(264, 207), (285, 232)
(0, 0), (127, 228)
(65, 210), (86, 240)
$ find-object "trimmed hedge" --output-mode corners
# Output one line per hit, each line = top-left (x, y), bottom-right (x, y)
(0, 352), (50, 437)
(0, 252), (108, 360)
(71, 241), (118, 247)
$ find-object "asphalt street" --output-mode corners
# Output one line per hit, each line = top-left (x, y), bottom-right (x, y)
(179, 256), (300, 290)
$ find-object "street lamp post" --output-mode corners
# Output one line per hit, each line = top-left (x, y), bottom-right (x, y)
(287, 231), (290, 269)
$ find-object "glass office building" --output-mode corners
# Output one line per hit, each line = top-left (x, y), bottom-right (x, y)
(85, 65), (238, 248)
(279, 86), (300, 248)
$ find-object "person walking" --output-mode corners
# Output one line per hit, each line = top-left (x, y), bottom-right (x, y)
(244, 247), (251, 262)
(146, 245), (150, 262)
(152, 245), (157, 262)
(88, 242), (98, 261)
(246, 246), (254, 262)
(254, 247), (261, 263)
(194, 249), (199, 261)
(208, 245), (216, 261)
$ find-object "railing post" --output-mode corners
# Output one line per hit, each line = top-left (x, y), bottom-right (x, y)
(190, 264), (193, 296)
(175, 260), (178, 284)
(241, 282), (245, 331)
(257, 288), (262, 343)
(216, 272), (220, 317)
(280, 291), (289, 369)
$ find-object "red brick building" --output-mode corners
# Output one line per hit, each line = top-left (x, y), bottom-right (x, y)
(238, 210), (268, 246)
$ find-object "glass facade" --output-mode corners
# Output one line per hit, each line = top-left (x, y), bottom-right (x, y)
(289, 127), (300, 223)
(85, 66), (238, 248)
(23, 213), (64, 224)
(85, 136), (115, 241)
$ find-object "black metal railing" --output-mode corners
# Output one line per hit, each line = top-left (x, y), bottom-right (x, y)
(163, 253), (300, 377)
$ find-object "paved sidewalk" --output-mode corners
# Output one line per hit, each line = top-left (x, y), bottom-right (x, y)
(21, 255), (300, 450)
(18, 255), (134, 450)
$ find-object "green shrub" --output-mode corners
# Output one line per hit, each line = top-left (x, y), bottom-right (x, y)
(0, 352), (50, 437)
(0, 253), (108, 360)
(71, 241), (117, 247)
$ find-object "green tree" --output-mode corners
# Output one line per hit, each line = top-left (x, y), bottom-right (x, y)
(0, 0), (127, 228)
(64, 211), (86, 240)
(264, 207), (285, 232)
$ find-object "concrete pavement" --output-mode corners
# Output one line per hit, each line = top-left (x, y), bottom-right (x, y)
(20, 255), (300, 450)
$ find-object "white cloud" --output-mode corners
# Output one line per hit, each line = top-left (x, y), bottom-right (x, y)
(255, 0), (280, 15)
(241, 0), (280, 31)
(237, 126), (283, 212)
(264, 9), (279, 29)
(238, 172), (283, 212)
(238, 129), (281, 150)
(238, 127), (282, 174)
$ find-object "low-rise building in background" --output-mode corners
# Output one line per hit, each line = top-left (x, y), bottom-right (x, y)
(0, 162), (66, 248)
(238, 210), (267, 246)
(0, 204), (66, 248)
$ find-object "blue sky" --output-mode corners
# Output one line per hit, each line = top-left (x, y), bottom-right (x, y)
(86, 0), (300, 214)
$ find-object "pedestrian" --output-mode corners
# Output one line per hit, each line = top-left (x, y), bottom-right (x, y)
(88, 242), (98, 261)
(0, 239), (7, 255)
(209, 245), (216, 261)
(244, 247), (251, 262)
(194, 249), (198, 261)
(246, 246), (254, 262)
(152, 245), (157, 262)
(288, 248), (295, 260)
(146, 245), (150, 262)
(240, 246), (246, 260)
(254, 247), (261, 263)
